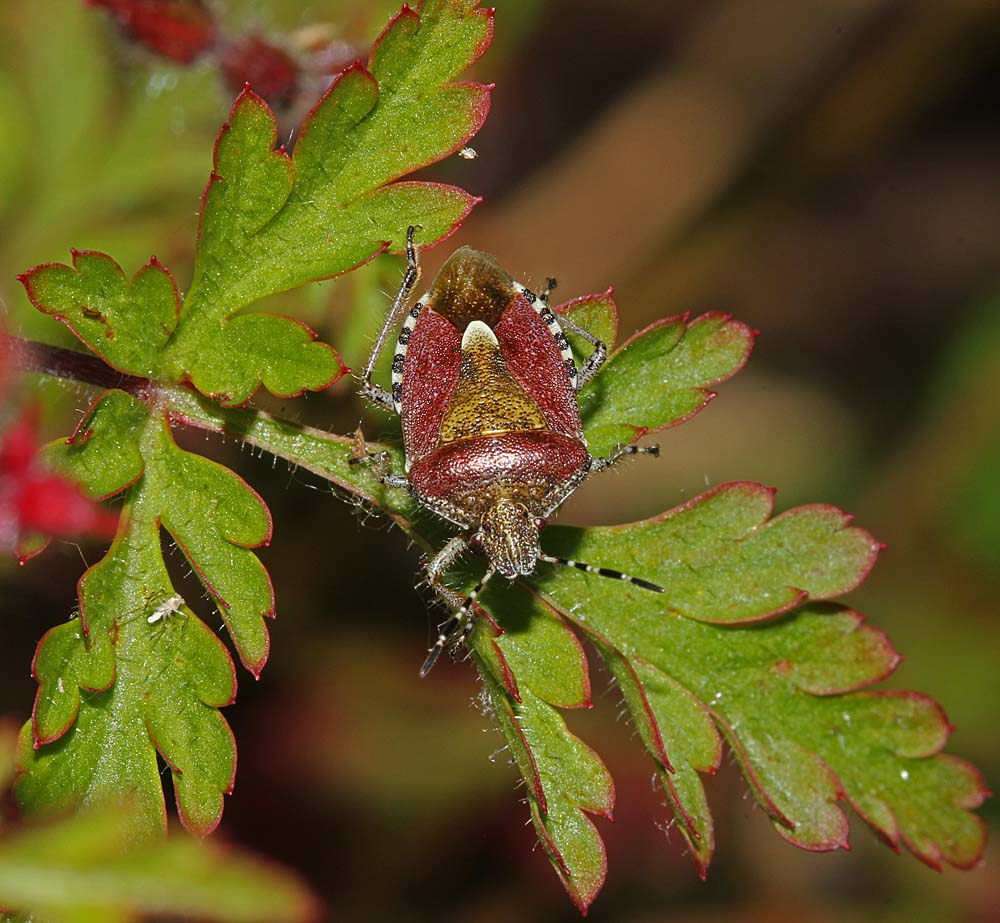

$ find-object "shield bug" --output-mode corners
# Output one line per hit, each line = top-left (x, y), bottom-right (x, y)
(353, 227), (663, 675)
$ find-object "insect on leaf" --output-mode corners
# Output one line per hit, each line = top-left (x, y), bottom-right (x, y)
(287, 281), (986, 909)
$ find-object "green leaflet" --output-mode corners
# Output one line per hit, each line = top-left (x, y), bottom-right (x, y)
(18, 252), (179, 377)
(19, 392), (249, 836)
(539, 482), (879, 624)
(0, 805), (318, 922)
(161, 0), (492, 404)
(473, 634), (611, 913)
(560, 291), (755, 457)
(21, 0), (493, 405)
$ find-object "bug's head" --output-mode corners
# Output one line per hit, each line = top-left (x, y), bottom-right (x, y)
(476, 499), (542, 579)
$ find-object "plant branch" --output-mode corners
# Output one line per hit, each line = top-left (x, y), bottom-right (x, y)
(5, 333), (148, 394)
(4, 331), (421, 534)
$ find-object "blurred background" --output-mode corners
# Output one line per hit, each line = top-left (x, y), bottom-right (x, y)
(1, 0), (998, 920)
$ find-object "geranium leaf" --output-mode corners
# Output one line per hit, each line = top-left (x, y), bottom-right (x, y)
(17, 392), (259, 836)
(541, 482), (880, 625)
(472, 630), (612, 913)
(158, 285), (986, 905)
(18, 252), (179, 378)
(161, 0), (492, 404)
(579, 310), (755, 457)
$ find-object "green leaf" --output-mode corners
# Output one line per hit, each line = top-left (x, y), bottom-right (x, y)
(579, 310), (755, 457)
(161, 0), (493, 404)
(0, 805), (320, 923)
(19, 0), (493, 406)
(43, 389), (146, 499)
(559, 288), (619, 353)
(19, 252), (179, 377)
(152, 287), (985, 906)
(18, 391), (263, 837)
(540, 482), (880, 624)
(472, 631), (611, 913)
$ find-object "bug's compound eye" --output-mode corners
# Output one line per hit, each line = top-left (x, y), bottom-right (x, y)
(534, 517), (547, 530)
(470, 532), (485, 550)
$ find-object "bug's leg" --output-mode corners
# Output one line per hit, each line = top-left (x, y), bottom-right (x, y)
(421, 567), (495, 678)
(539, 553), (664, 593)
(348, 426), (410, 488)
(588, 443), (659, 474)
(538, 276), (558, 304)
(360, 225), (422, 414)
(556, 311), (608, 391)
(420, 536), (494, 676)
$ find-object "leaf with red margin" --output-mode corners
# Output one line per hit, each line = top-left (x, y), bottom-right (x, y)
(479, 582), (592, 710)
(541, 482), (881, 626)
(162, 0), (493, 404)
(583, 624), (722, 877)
(574, 308), (755, 458)
(18, 251), (180, 378)
(473, 631), (612, 914)
(558, 288), (619, 367)
(14, 0), (495, 843)
(536, 511), (987, 877)
(154, 328), (988, 902)
(17, 390), (263, 836)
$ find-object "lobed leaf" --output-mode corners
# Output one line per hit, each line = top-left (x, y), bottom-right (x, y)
(162, 0), (493, 404)
(156, 322), (986, 906)
(18, 251), (179, 378)
(579, 311), (755, 457)
(558, 289), (619, 367)
(17, 391), (262, 836)
(541, 481), (880, 625)
(472, 630), (612, 913)
(544, 569), (987, 874)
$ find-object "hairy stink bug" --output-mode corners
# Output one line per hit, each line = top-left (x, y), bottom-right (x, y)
(354, 227), (663, 675)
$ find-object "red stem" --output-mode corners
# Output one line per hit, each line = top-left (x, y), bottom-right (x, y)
(2, 333), (148, 395)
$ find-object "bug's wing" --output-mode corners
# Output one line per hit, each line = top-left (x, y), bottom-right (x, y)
(400, 308), (462, 464)
(497, 297), (583, 439)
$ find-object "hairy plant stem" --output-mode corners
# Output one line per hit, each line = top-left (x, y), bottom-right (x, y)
(4, 332), (419, 533)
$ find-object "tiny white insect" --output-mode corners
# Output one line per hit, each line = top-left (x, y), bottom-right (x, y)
(148, 594), (185, 624)
(458, 146), (478, 160)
